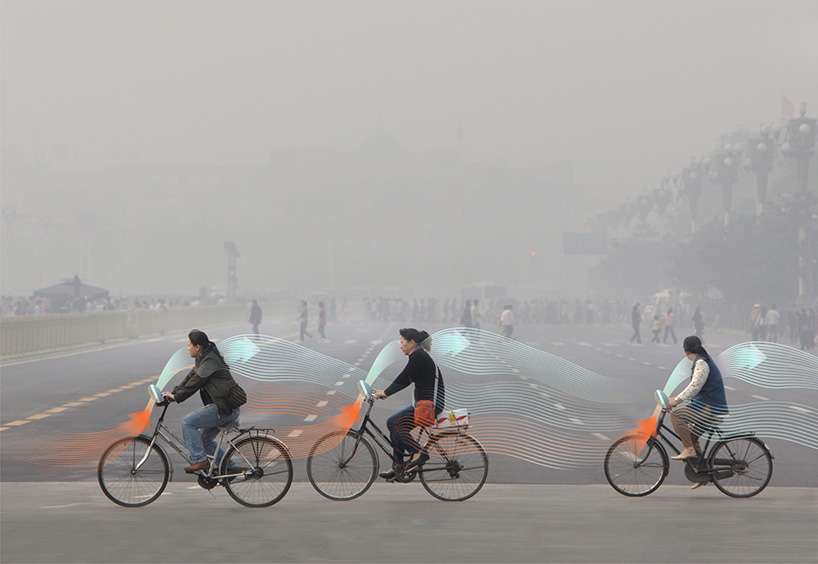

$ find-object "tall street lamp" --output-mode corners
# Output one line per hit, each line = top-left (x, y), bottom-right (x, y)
(745, 125), (776, 216)
(781, 102), (817, 190)
(707, 143), (742, 228)
(681, 158), (704, 234)
(781, 102), (817, 304)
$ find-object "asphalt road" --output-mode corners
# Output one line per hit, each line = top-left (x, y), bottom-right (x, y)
(2, 316), (817, 563)
(1, 482), (815, 563)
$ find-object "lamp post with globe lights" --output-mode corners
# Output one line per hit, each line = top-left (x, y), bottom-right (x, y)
(681, 158), (704, 234)
(781, 103), (817, 304)
(706, 143), (742, 228)
(745, 126), (776, 216)
(781, 103), (817, 190)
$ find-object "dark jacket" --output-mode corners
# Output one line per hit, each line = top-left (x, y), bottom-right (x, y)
(384, 348), (445, 411)
(172, 344), (246, 416)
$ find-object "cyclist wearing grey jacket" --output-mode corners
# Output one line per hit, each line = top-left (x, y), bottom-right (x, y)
(163, 329), (246, 473)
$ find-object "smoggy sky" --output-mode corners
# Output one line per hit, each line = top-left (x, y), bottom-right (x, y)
(4, 1), (816, 193)
(2, 0), (818, 297)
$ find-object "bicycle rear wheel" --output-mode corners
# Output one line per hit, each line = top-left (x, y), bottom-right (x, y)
(709, 437), (772, 498)
(306, 430), (377, 501)
(419, 432), (488, 502)
(604, 435), (668, 497)
(222, 436), (293, 507)
(98, 435), (169, 507)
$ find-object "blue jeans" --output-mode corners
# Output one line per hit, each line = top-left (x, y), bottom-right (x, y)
(386, 404), (443, 469)
(182, 404), (240, 464)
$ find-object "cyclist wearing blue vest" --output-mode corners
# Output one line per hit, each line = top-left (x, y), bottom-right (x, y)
(668, 335), (728, 461)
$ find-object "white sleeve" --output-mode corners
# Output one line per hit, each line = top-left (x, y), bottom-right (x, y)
(677, 359), (709, 401)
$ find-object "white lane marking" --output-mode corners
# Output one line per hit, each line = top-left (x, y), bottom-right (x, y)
(553, 403), (566, 411)
(570, 418), (583, 425)
(334, 381), (344, 386)
(551, 342), (565, 346)
(789, 405), (811, 413)
(724, 386), (737, 391)
(41, 503), (89, 509)
(601, 343), (617, 347)
(287, 430), (304, 438)
(577, 342), (592, 347)
(642, 362), (651, 365)
(751, 395), (769, 401)
(316, 401), (328, 408)
(592, 433), (609, 440)
(303, 415), (317, 422)
(326, 390), (337, 395)
(344, 340), (357, 344)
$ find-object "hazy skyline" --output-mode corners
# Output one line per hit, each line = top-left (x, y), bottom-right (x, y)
(2, 0), (818, 297)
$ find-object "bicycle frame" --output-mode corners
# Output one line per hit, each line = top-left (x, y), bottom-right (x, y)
(652, 405), (760, 476)
(137, 402), (270, 480)
(347, 397), (456, 474)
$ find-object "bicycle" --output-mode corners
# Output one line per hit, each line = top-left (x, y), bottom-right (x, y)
(604, 389), (773, 498)
(306, 380), (489, 502)
(98, 385), (293, 508)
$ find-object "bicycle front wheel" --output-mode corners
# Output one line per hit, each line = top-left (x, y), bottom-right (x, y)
(709, 437), (772, 498)
(222, 436), (293, 508)
(604, 435), (668, 497)
(419, 432), (488, 502)
(98, 435), (169, 507)
(306, 430), (377, 501)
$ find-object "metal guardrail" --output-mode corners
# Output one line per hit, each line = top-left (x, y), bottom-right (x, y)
(0, 306), (247, 358)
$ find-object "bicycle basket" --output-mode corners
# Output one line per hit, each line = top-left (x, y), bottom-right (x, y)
(435, 408), (469, 429)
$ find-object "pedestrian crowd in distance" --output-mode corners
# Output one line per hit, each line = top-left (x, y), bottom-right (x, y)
(0, 295), (227, 317)
(750, 303), (817, 350)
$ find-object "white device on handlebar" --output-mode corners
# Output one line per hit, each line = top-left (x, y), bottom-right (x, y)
(357, 379), (373, 400)
(654, 389), (669, 410)
(148, 384), (163, 404)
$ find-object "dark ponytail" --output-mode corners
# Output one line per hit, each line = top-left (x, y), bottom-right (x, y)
(683, 335), (708, 359)
(188, 329), (230, 367)
(399, 328), (432, 350)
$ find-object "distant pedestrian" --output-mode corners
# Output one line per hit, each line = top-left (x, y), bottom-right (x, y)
(460, 300), (473, 328)
(750, 304), (762, 340)
(692, 306), (705, 340)
(630, 303), (642, 344)
(318, 301), (327, 341)
(249, 299), (262, 335)
(300, 300), (312, 342)
(765, 305), (780, 343)
(500, 305), (515, 339)
(663, 308), (677, 344)
(651, 315), (661, 343)
(471, 299), (482, 330)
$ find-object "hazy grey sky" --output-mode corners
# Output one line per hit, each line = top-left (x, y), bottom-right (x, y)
(4, 0), (817, 195)
(2, 0), (818, 297)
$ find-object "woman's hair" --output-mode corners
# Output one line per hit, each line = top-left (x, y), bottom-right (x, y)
(683, 335), (709, 358)
(188, 329), (229, 366)
(399, 328), (431, 350)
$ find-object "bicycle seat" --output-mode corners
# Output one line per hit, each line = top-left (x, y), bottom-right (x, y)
(218, 421), (240, 433)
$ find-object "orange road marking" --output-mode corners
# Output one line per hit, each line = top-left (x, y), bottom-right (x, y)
(27, 414), (52, 420)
